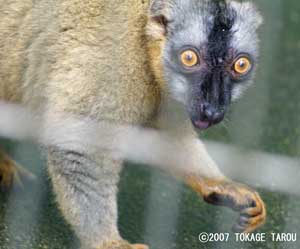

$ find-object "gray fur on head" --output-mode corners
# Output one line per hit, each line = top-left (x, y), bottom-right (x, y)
(228, 1), (263, 100)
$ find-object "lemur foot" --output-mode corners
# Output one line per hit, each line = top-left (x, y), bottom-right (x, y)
(187, 176), (266, 233)
(0, 151), (35, 191)
(96, 240), (149, 249)
(132, 244), (149, 249)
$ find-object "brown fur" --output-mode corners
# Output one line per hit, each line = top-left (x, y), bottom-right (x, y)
(0, 0), (161, 122)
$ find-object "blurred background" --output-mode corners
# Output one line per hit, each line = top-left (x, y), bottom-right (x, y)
(0, 0), (300, 248)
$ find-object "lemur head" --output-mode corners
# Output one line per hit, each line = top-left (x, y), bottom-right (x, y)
(147, 0), (262, 129)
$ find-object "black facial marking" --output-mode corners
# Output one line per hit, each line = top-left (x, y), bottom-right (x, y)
(207, 1), (236, 66)
(201, 1), (236, 107)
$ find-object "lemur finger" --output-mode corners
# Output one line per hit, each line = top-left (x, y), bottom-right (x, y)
(233, 212), (265, 233)
(241, 192), (265, 217)
(234, 196), (266, 233)
(233, 214), (266, 233)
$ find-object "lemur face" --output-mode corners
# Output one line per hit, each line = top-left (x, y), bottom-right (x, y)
(149, 0), (262, 129)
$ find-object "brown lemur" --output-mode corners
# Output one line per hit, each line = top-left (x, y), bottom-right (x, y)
(0, 0), (265, 248)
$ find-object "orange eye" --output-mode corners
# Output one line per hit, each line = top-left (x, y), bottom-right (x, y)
(233, 56), (252, 75)
(180, 50), (199, 67)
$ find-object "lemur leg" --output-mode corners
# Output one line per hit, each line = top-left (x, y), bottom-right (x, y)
(47, 149), (148, 249)
(0, 149), (35, 190)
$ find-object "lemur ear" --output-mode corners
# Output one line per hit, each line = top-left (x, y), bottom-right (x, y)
(147, 0), (170, 39)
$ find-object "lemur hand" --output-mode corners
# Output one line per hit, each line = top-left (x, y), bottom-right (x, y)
(187, 176), (266, 233)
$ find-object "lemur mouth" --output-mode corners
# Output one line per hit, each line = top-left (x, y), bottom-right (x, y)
(191, 120), (211, 130)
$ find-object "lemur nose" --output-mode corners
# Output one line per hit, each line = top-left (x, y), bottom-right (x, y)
(200, 103), (225, 125)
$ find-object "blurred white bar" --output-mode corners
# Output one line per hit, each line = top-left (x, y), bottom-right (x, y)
(1, 101), (299, 196)
(205, 141), (300, 196)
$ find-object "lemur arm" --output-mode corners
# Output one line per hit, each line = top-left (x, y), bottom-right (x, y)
(117, 126), (266, 233)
